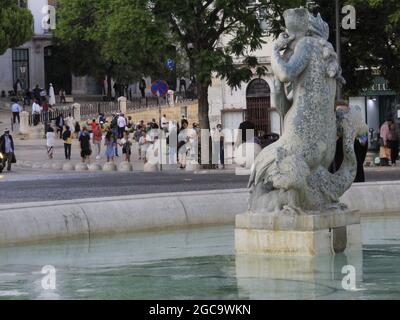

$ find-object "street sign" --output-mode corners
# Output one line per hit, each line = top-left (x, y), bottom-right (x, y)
(166, 58), (175, 70)
(151, 80), (169, 97)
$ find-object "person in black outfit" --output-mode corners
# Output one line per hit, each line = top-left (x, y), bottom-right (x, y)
(139, 78), (146, 98)
(63, 126), (72, 160)
(237, 118), (256, 146)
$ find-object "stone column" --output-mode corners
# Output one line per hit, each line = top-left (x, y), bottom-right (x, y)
(19, 111), (30, 135)
(118, 96), (127, 114)
(167, 90), (175, 107)
(73, 103), (81, 123)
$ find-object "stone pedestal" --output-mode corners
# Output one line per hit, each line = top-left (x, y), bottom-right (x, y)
(118, 161), (133, 172)
(75, 163), (89, 171)
(235, 210), (361, 257)
(19, 111), (30, 135)
(118, 96), (127, 114)
(143, 162), (159, 172)
(28, 124), (43, 139)
(63, 162), (75, 171)
(235, 250), (363, 299)
(73, 103), (81, 123)
(103, 162), (117, 171)
(89, 163), (103, 171)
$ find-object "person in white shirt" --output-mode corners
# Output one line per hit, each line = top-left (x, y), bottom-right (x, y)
(46, 127), (56, 159)
(31, 100), (42, 126)
(138, 130), (150, 163)
(65, 113), (75, 134)
(161, 114), (168, 132)
(11, 100), (22, 124)
(178, 120), (190, 169)
(117, 114), (127, 139)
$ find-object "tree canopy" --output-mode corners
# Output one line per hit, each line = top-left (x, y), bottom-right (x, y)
(0, 0), (33, 55)
(265, 0), (400, 97)
(151, 0), (270, 129)
(55, 0), (169, 94)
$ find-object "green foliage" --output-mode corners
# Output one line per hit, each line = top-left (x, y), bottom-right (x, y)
(152, 0), (270, 89)
(55, 0), (168, 86)
(0, 0), (33, 55)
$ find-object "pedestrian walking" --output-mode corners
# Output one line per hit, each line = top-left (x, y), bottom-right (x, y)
(138, 130), (149, 163)
(161, 114), (168, 132)
(32, 99), (41, 126)
(0, 128), (15, 172)
(65, 114), (75, 134)
(41, 99), (51, 123)
(11, 99), (22, 124)
(104, 130), (116, 163)
(62, 126), (72, 160)
(117, 113), (126, 139)
(167, 121), (178, 165)
(380, 119), (392, 167)
(46, 127), (56, 159)
(212, 124), (225, 169)
(55, 114), (65, 139)
(79, 127), (92, 163)
(33, 85), (41, 103)
(93, 124), (103, 160)
(120, 131), (132, 162)
(59, 88), (66, 104)
(178, 119), (190, 169)
(90, 119), (97, 133)
(74, 121), (81, 139)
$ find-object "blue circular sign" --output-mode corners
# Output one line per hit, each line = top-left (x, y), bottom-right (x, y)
(151, 80), (169, 97)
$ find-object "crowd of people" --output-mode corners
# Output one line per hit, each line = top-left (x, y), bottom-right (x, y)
(42, 112), (223, 169)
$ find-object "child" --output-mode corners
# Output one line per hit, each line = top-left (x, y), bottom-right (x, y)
(120, 131), (132, 162)
(104, 130), (116, 163)
(138, 130), (149, 163)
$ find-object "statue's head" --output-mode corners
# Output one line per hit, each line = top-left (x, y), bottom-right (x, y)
(308, 13), (329, 40)
(283, 8), (309, 38)
(283, 8), (329, 40)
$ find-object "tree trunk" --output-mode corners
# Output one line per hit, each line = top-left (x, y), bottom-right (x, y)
(197, 83), (210, 130)
(197, 82), (214, 168)
(107, 75), (112, 99)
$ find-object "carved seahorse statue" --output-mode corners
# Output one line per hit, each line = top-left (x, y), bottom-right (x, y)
(248, 8), (367, 215)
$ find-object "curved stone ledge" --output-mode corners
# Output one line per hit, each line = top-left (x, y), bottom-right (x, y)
(0, 182), (399, 247)
(0, 189), (245, 246)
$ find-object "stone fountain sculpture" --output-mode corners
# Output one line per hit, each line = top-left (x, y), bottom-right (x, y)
(235, 8), (368, 256)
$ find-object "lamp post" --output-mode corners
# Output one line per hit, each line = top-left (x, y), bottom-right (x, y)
(335, 0), (343, 101)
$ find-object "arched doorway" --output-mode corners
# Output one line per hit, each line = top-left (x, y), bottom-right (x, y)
(246, 78), (271, 135)
(44, 46), (72, 95)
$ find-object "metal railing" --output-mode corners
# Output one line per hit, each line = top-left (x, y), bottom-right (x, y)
(22, 95), (194, 127)
(28, 105), (75, 126)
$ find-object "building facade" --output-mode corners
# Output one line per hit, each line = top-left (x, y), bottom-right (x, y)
(0, 0), (99, 97)
(208, 37), (282, 138)
(208, 40), (400, 148)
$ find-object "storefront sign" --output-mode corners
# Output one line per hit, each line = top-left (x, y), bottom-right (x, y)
(361, 76), (396, 96)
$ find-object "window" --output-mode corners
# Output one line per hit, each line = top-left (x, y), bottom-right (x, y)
(12, 49), (30, 91)
(248, 0), (270, 31)
(17, 0), (28, 8)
